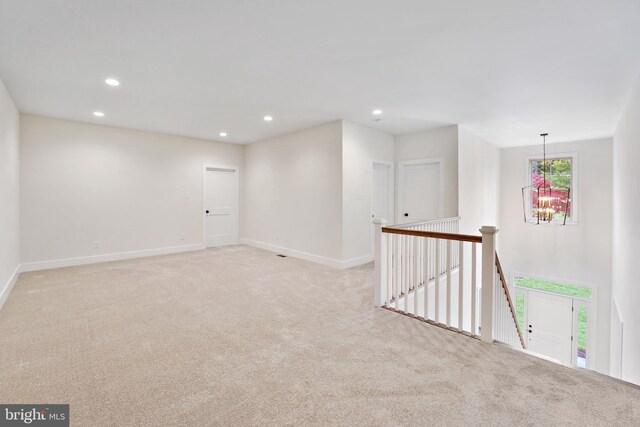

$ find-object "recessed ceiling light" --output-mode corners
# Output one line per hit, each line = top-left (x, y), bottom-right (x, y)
(372, 109), (383, 115)
(219, 132), (228, 137)
(93, 111), (105, 117)
(264, 116), (273, 122)
(105, 78), (120, 87)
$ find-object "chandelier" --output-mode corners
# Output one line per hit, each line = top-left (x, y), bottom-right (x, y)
(522, 133), (571, 225)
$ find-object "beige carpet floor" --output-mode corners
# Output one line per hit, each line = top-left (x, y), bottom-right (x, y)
(1, 245), (639, 426)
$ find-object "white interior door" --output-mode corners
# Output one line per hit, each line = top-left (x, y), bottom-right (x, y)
(204, 167), (238, 247)
(398, 160), (442, 223)
(527, 291), (573, 364)
(371, 162), (391, 255)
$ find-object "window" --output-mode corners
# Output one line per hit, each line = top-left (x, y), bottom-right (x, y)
(514, 275), (592, 299)
(576, 305), (588, 368)
(525, 153), (577, 223)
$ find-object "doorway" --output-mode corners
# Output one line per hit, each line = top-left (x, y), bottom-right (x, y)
(370, 161), (393, 256)
(514, 274), (595, 369)
(203, 165), (239, 248)
(527, 291), (573, 364)
(397, 158), (443, 223)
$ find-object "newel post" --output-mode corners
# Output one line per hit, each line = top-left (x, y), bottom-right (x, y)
(373, 218), (388, 307)
(479, 226), (498, 343)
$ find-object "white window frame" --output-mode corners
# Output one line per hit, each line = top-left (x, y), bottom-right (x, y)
(524, 151), (578, 225)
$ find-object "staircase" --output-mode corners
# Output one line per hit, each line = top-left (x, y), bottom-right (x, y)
(373, 217), (525, 349)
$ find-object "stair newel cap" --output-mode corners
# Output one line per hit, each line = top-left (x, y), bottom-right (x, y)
(479, 226), (499, 235)
(373, 218), (388, 225)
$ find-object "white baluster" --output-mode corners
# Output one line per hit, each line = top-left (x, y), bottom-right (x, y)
(458, 241), (464, 331)
(403, 235), (409, 313)
(395, 234), (400, 310)
(471, 243), (477, 335)
(442, 236), (446, 276)
(494, 272), (504, 338)
(446, 239), (452, 327)
(500, 274), (505, 342)
(423, 237), (429, 320)
(498, 277), (502, 341)
(387, 233), (393, 306)
(501, 279), (505, 342)
(435, 239), (440, 323)
(413, 236), (419, 316)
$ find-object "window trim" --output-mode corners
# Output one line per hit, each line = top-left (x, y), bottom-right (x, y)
(524, 151), (578, 225)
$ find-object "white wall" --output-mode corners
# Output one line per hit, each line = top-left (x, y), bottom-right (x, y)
(0, 78), (20, 307)
(499, 137), (612, 374)
(395, 125), (459, 218)
(457, 127), (500, 235)
(242, 121), (344, 265)
(342, 121), (395, 262)
(20, 115), (243, 267)
(457, 128), (500, 342)
(612, 80), (640, 385)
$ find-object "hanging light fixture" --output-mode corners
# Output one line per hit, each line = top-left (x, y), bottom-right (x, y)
(522, 133), (571, 225)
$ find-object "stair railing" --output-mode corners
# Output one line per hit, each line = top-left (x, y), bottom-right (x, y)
(390, 217), (461, 275)
(373, 219), (524, 348)
(494, 254), (527, 348)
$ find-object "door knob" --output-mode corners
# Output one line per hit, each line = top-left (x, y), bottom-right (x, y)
(404, 213), (409, 217)
(528, 329), (532, 333)
(206, 210), (210, 214)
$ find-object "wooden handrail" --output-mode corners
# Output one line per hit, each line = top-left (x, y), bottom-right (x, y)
(387, 216), (461, 230)
(381, 227), (482, 243)
(495, 253), (527, 349)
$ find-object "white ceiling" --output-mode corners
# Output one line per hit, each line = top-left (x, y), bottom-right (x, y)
(1, 0), (639, 146)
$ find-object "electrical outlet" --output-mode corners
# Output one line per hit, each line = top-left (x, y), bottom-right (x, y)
(275, 234), (280, 242)
(93, 241), (100, 249)
(180, 233), (185, 241)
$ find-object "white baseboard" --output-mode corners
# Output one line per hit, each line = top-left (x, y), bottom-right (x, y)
(240, 238), (372, 269)
(341, 254), (373, 269)
(0, 264), (21, 311)
(20, 243), (205, 273)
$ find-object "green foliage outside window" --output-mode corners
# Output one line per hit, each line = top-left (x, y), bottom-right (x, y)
(531, 158), (572, 190)
(577, 306), (587, 352)
(514, 277), (592, 299)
